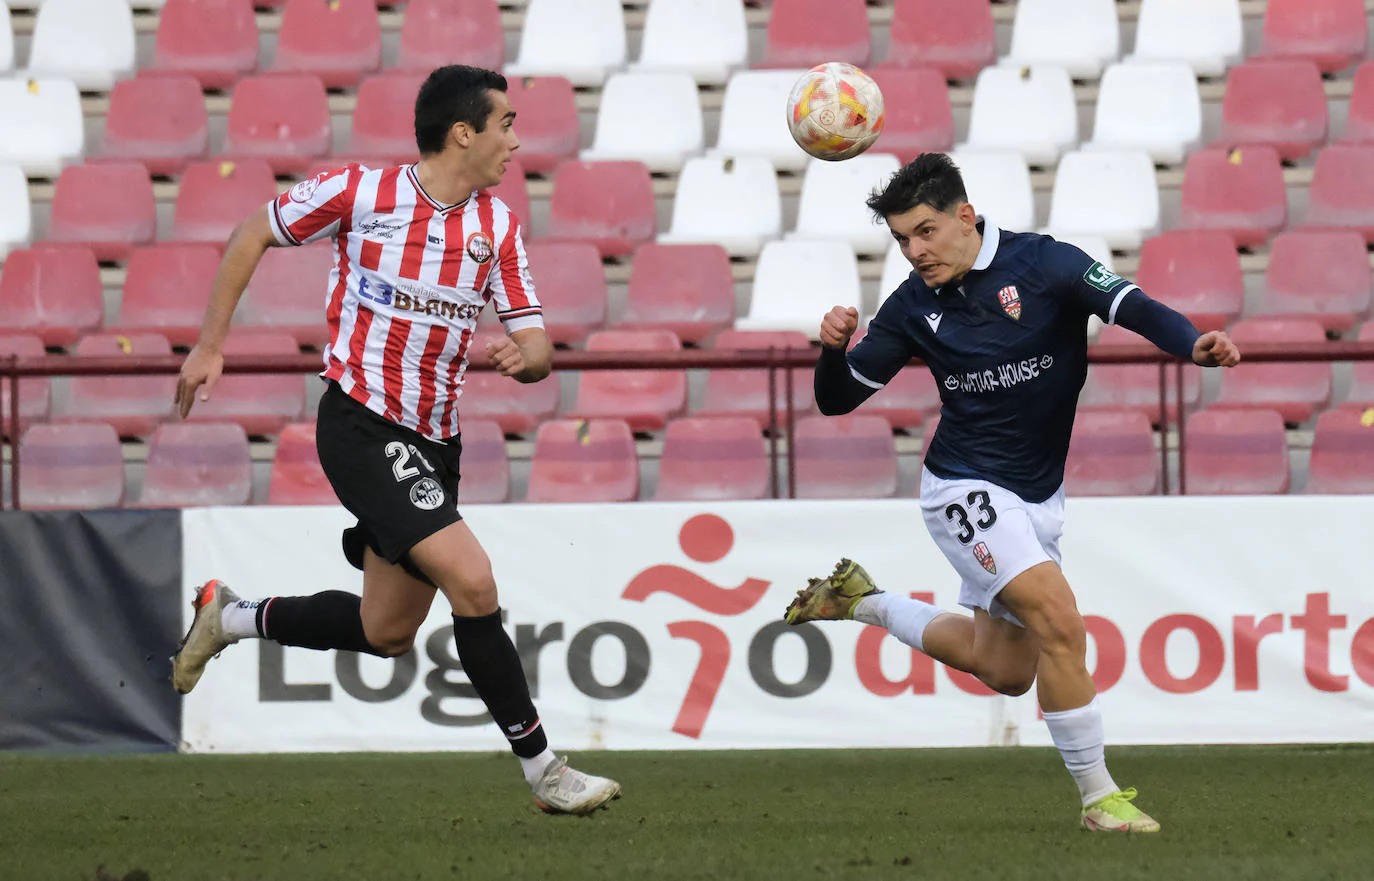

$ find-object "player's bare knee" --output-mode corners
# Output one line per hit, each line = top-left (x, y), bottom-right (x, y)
(1034, 603), (1086, 657)
(362, 624), (416, 658)
(441, 566), (499, 617)
(982, 668), (1036, 697)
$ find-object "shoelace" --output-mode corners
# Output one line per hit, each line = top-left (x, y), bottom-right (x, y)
(1093, 787), (1142, 817)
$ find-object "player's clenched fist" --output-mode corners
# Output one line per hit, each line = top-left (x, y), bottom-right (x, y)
(819, 306), (859, 349)
(485, 337), (526, 377)
(1192, 330), (1241, 368)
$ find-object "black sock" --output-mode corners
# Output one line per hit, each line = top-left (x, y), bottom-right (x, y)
(451, 611), (548, 759)
(259, 591), (383, 656)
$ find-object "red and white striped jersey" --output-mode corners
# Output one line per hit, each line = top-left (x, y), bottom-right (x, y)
(266, 162), (543, 439)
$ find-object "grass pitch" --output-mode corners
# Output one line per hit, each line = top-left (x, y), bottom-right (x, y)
(2, 744), (1371, 881)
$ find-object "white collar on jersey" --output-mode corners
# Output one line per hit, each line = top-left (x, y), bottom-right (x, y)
(970, 215), (1001, 271)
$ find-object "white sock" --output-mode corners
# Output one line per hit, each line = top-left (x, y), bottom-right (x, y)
(220, 598), (266, 641)
(519, 748), (557, 786)
(852, 593), (947, 653)
(1042, 696), (1119, 805)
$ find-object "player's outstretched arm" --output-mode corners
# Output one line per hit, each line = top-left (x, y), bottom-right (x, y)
(1192, 330), (1241, 368)
(814, 306), (883, 416)
(487, 327), (553, 383)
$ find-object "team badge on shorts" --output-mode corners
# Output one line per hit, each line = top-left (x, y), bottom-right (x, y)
(997, 286), (1021, 320)
(973, 541), (997, 575)
(409, 477), (445, 511)
(465, 231), (494, 264)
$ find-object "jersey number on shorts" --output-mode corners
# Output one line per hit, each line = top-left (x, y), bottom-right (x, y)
(945, 490), (998, 544)
(385, 441), (435, 481)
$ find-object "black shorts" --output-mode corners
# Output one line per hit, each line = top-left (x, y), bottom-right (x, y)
(315, 380), (463, 583)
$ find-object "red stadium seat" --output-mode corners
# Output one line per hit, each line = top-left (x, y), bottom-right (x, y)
(47, 162), (156, 262)
(100, 74), (209, 177)
(794, 414), (898, 499)
(546, 161), (656, 258)
(1063, 409), (1160, 497)
(138, 422), (252, 508)
(1304, 144), (1374, 243)
(150, 0), (258, 90)
(18, 422), (124, 510)
(1182, 408), (1290, 495)
(223, 74), (331, 176)
(846, 327), (935, 430)
(267, 421), (336, 505)
(868, 67), (955, 162)
(695, 329), (814, 429)
(60, 333), (176, 438)
(1305, 408), (1374, 493)
(1341, 321), (1374, 410)
(1218, 60), (1328, 161)
(184, 330), (306, 436)
(1080, 324), (1201, 423)
(0, 335), (50, 438)
(1135, 231), (1244, 332)
(455, 330), (560, 437)
(568, 330), (687, 431)
(1259, 0), (1367, 74)
(526, 418), (639, 503)
(238, 242), (333, 347)
(0, 245), (103, 347)
(653, 416), (770, 501)
(1256, 230), (1371, 332)
(1212, 318), (1332, 424)
(501, 76), (578, 176)
(455, 418), (510, 504)
(616, 244), (735, 344)
(758, 0), (871, 69)
(522, 241), (607, 346)
(1342, 63), (1374, 145)
(1176, 147), (1286, 248)
(886, 0), (996, 80)
(347, 73), (425, 167)
(486, 159), (531, 230)
(116, 244), (222, 347)
(398, 0), (503, 74)
(271, 0), (381, 89)
(171, 159), (279, 245)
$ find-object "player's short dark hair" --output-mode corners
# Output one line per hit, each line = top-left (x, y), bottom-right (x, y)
(866, 153), (969, 220)
(414, 65), (509, 155)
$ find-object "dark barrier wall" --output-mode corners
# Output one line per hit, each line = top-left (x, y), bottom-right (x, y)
(0, 510), (182, 752)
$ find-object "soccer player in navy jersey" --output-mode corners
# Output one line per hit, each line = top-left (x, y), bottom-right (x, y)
(785, 153), (1241, 832)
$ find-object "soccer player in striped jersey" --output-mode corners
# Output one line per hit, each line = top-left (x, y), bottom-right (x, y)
(171, 65), (620, 815)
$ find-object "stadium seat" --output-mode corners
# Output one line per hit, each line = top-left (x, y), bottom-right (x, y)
(886, 0), (996, 80)
(346, 73), (425, 167)
(866, 67), (954, 163)
(1001, 0), (1120, 79)
(632, 0), (747, 85)
(878, 243), (911, 301)
(100, 74), (209, 177)
(1176, 147), (1286, 249)
(1043, 151), (1159, 250)
(183, 330), (305, 436)
(454, 329), (560, 436)
(793, 414), (898, 499)
(616, 243), (735, 344)
(1063, 409), (1160, 497)
(580, 72), (704, 173)
(272, 0), (380, 88)
(223, 74), (331, 176)
(962, 65), (1077, 167)
(737, 241), (861, 337)
(17, 422), (124, 510)
(695, 329), (814, 429)
(1255, 230), (1371, 333)
(0, 7), (12, 74)
(1128, 0), (1243, 77)
(60, 333), (176, 438)
(525, 418), (639, 503)
(46, 162), (156, 262)
(1305, 408), (1374, 494)
(1304, 145), (1374, 243)
(0, 245), (102, 347)
(1182, 408), (1290, 495)
(1079, 324), (1201, 422)
(453, 418), (510, 504)
(150, 0), (258, 90)
(1134, 231), (1244, 331)
(505, 0), (627, 87)
(115, 244), (221, 346)
(708, 69), (812, 172)
(237, 242), (333, 347)
(487, 158), (531, 230)
(0, 334), (49, 437)
(26, 0), (134, 90)
(1086, 63), (1201, 165)
(138, 422), (253, 508)
(1259, 0), (1366, 74)
(522, 241), (607, 345)
(171, 159), (279, 245)
(658, 156), (783, 257)
(1218, 60), (1328, 161)
(567, 330), (686, 432)
(1341, 321), (1374, 411)
(545, 161), (656, 258)
(758, 0), (871, 69)
(1342, 63), (1374, 145)
(266, 421), (335, 505)
(501, 76), (578, 176)
(789, 154), (902, 256)
(1212, 318), (1332, 424)
(947, 151), (1035, 233)
(0, 78), (82, 177)
(0, 163), (31, 258)
(397, 0), (503, 74)
(653, 416), (770, 501)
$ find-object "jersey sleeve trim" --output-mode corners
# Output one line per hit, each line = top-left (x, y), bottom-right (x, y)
(849, 364), (885, 389)
(268, 198), (300, 246)
(1106, 284), (1139, 325)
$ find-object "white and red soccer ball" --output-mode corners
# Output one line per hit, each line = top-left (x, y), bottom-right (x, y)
(786, 62), (886, 161)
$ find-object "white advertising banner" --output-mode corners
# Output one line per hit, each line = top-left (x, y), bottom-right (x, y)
(180, 498), (1374, 753)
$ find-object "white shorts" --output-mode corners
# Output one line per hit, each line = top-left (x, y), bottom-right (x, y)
(919, 467), (1066, 626)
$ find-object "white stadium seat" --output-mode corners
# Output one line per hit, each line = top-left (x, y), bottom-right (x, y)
(1087, 62), (1201, 165)
(737, 241), (861, 337)
(659, 156), (782, 257)
(1043, 150), (1160, 250)
(1129, 0), (1243, 77)
(949, 151), (1036, 232)
(708, 69), (811, 172)
(1001, 0), (1120, 79)
(788, 153), (902, 257)
(0, 7), (12, 74)
(0, 78), (84, 177)
(26, 0), (136, 90)
(581, 71), (703, 173)
(876, 243), (911, 311)
(634, 0), (748, 86)
(505, 0), (627, 87)
(0, 163), (31, 258)
(962, 65), (1077, 167)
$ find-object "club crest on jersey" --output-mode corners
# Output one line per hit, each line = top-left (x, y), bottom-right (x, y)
(997, 286), (1021, 320)
(973, 541), (997, 575)
(465, 231), (494, 264)
(289, 176), (319, 204)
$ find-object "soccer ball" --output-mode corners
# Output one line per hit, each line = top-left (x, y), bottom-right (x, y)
(786, 62), (886, 161)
